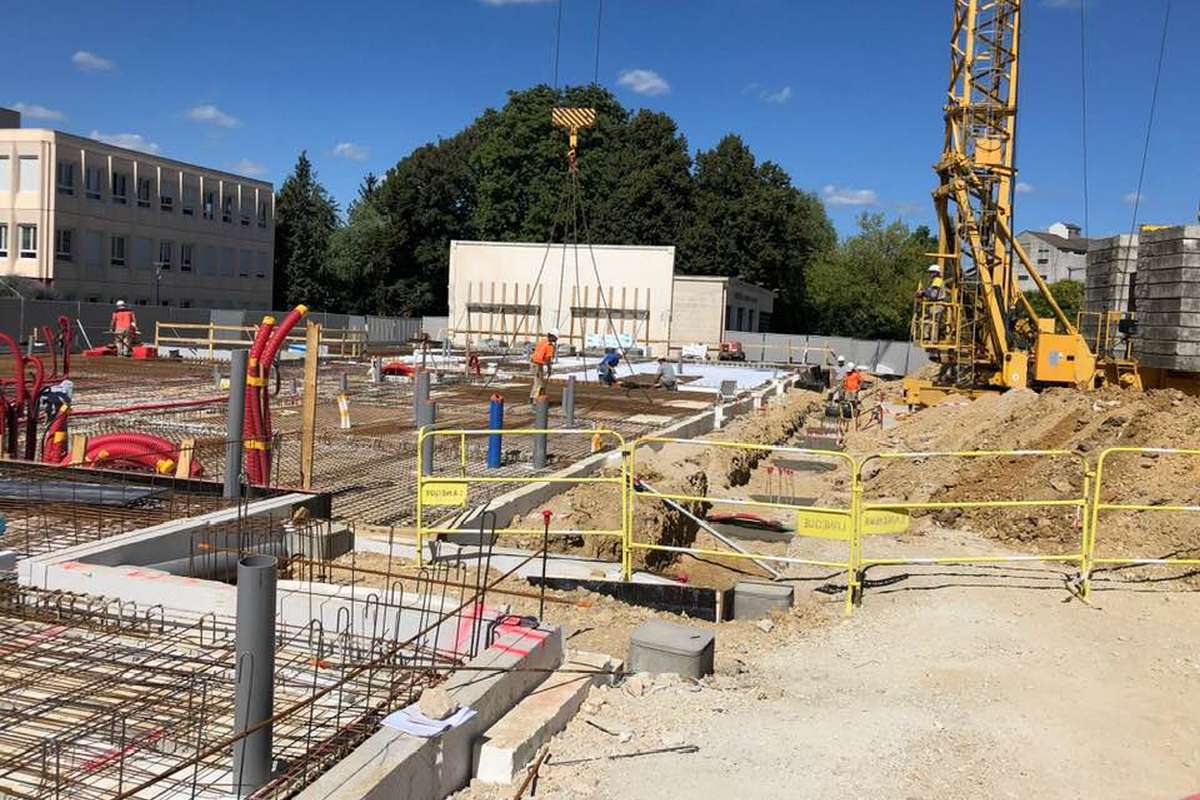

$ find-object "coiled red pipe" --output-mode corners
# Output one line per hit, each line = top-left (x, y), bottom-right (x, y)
(242, 316), (275, 485)
(59, 432), (203, 477)
(242, 305), (307, 486)
(41, 408), (69, 463)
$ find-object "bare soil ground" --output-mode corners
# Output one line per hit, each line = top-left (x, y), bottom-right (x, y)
(445, 384), (1200, 800)
(456, 531), (1200, 800)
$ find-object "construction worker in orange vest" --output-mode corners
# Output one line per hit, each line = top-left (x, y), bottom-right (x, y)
(843, 363), (863, 404)
(529, 328), (558, 401)
(110, 300), (138, 357)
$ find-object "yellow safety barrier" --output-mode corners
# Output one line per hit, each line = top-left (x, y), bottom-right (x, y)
(628, 436), (860, 615)
(415, 427), (627, 567)
(1084, 446), (1200, 597)
(856, 450), (1092, 595)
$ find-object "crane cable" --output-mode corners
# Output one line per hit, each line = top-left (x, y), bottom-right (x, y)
(1127, 0), (1172, 239)
(1078, 0), (1091, 237)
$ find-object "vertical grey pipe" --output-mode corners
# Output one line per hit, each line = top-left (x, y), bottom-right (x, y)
(339, 371), (349, 392)
(413, 369), (430, 421)
(232, 555), (277, 797)
(225, 349), (248, 500)
(419, 401), (437, 477)
(533, 398), (548, 469)
(562, 375), (576, 427)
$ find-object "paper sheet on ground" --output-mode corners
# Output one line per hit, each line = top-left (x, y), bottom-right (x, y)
(381, 703), (477, 737)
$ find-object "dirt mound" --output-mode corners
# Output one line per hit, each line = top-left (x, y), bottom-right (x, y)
(849, 386), (1200, 557)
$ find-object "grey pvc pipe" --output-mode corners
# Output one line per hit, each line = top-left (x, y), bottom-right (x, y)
(225, 349), (248, 500)
(232, 554), (277, 797)
(562, 375), (576, 427)
(533, 398), (548, 469)
(419, 401), (437, 477)
(413, 369), (430, 420)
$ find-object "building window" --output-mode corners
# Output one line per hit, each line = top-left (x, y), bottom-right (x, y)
(55, 229), (72, 261)
(180, 299), (192, 308)
(222, 195), (233, 223)
(182, 185), (197, 216)
(203, 190), (215, 220)
(0, 224), (7, 258)
(238, 249), (251, 278)
(84, 230), (102, 267)
(160, 192), (174, 213)
(255, 251), (267, 278)
(136, 176), (152, 208)
(136, 297), (148, 306)
(181, 243), (193, 272)
(18, 225), (37, 258)
(110, 235), (127, 267)
(18, 156), (40, 194)
(112, 172), (128, 204)
(158, 240), (173, 270)
(258, 201), (269, 228)
(85, 166), (103, 199)
(0, 156), (9, 191)
(1037, 258), (1049, 266)
(736, 307), (744, 331)
(56, 162), (75, 196)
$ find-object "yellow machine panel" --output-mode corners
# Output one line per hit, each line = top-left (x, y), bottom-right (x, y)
(1034, 334), (1095, 386)
(1002, 351), (1028, 389)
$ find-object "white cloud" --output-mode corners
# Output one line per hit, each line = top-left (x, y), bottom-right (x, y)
(822, 184), (878, 207)
(617, 68), (670, 97)
(761, 86), (792, 104)
(186, 104), (240, 128)
(231, 159), (267, 177)
(89, 130), (161, 155)
(11, 103), (65, 121)
(1015, 181), (1035, 194)
(478, 0), (553, 5)
(1123, 191), (1144, 205)
(332, 142), (370, 161)
(72, 51), (114, 72)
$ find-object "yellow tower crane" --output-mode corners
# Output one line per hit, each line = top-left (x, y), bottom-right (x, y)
(905, 0), (1101, 406)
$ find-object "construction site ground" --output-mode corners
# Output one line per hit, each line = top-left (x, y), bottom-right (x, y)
(443, 383), (1200, 799)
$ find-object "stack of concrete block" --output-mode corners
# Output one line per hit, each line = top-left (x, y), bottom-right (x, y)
(1132, 226), (1200, 372)
(1085, 234), (1138, 313)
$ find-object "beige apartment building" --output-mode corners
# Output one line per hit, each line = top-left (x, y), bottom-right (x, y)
(0, 107), (273, 309)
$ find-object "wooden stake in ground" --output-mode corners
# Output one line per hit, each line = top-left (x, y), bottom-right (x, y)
(300, 322), (321, 490)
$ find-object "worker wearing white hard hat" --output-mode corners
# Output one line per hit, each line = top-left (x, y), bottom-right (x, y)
(111, 300), (138, 357)
(529, 327), (559, 402)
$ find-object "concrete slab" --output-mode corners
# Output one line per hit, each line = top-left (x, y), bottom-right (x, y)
(473, 650), (619, 784)
(628, 619), (715, 678)
(733, 580), (794, 620)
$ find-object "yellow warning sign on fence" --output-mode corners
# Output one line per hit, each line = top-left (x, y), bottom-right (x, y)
(420, 482), (468, 507)
(795, 509), (910, 540)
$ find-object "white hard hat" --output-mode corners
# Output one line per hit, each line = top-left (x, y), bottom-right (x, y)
(57, 379), (74, 398)
(547, 328), (560, 338)
(846, 362), (856, 370)
(927, 264), (942, 273)
(836, 355), (845, 364)
(116, 299), (127, 308)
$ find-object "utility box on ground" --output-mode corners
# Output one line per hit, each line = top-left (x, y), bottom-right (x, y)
(628, 619), (715, 678)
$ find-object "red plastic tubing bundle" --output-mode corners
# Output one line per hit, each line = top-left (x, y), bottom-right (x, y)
(243, 305), (307, 485)
(57, 432), (203, 477)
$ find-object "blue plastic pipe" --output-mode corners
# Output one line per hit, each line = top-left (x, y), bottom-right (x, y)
(487, 394), (504, 468)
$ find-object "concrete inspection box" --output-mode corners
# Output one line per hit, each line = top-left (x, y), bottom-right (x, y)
(628, 619), (715, 678)
(733, 580), (794, 620)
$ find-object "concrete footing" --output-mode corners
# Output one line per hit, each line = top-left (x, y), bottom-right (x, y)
(733, 580), (794, 620)
(297, 623), (564, 800)
(473, 650), (619, 784)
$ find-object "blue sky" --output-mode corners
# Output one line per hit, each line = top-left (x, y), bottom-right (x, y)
(9, 0), (1198, 239)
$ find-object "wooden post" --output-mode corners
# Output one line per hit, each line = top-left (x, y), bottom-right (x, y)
(68, 433), (88, 465)
(299, 321), (320, 490)
(175, 437), (195, 479)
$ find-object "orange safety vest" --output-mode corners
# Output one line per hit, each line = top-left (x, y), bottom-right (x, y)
(112, 310), (135, 331)
(844, 371), (862, 392)
(531, 338), (556, 366)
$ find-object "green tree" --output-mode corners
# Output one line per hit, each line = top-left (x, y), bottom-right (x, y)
(805, 213), (936, 339)
(1025, 279), (1084, 332)
(678, 135), (835, 330)
(273, 152), (339, 308)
